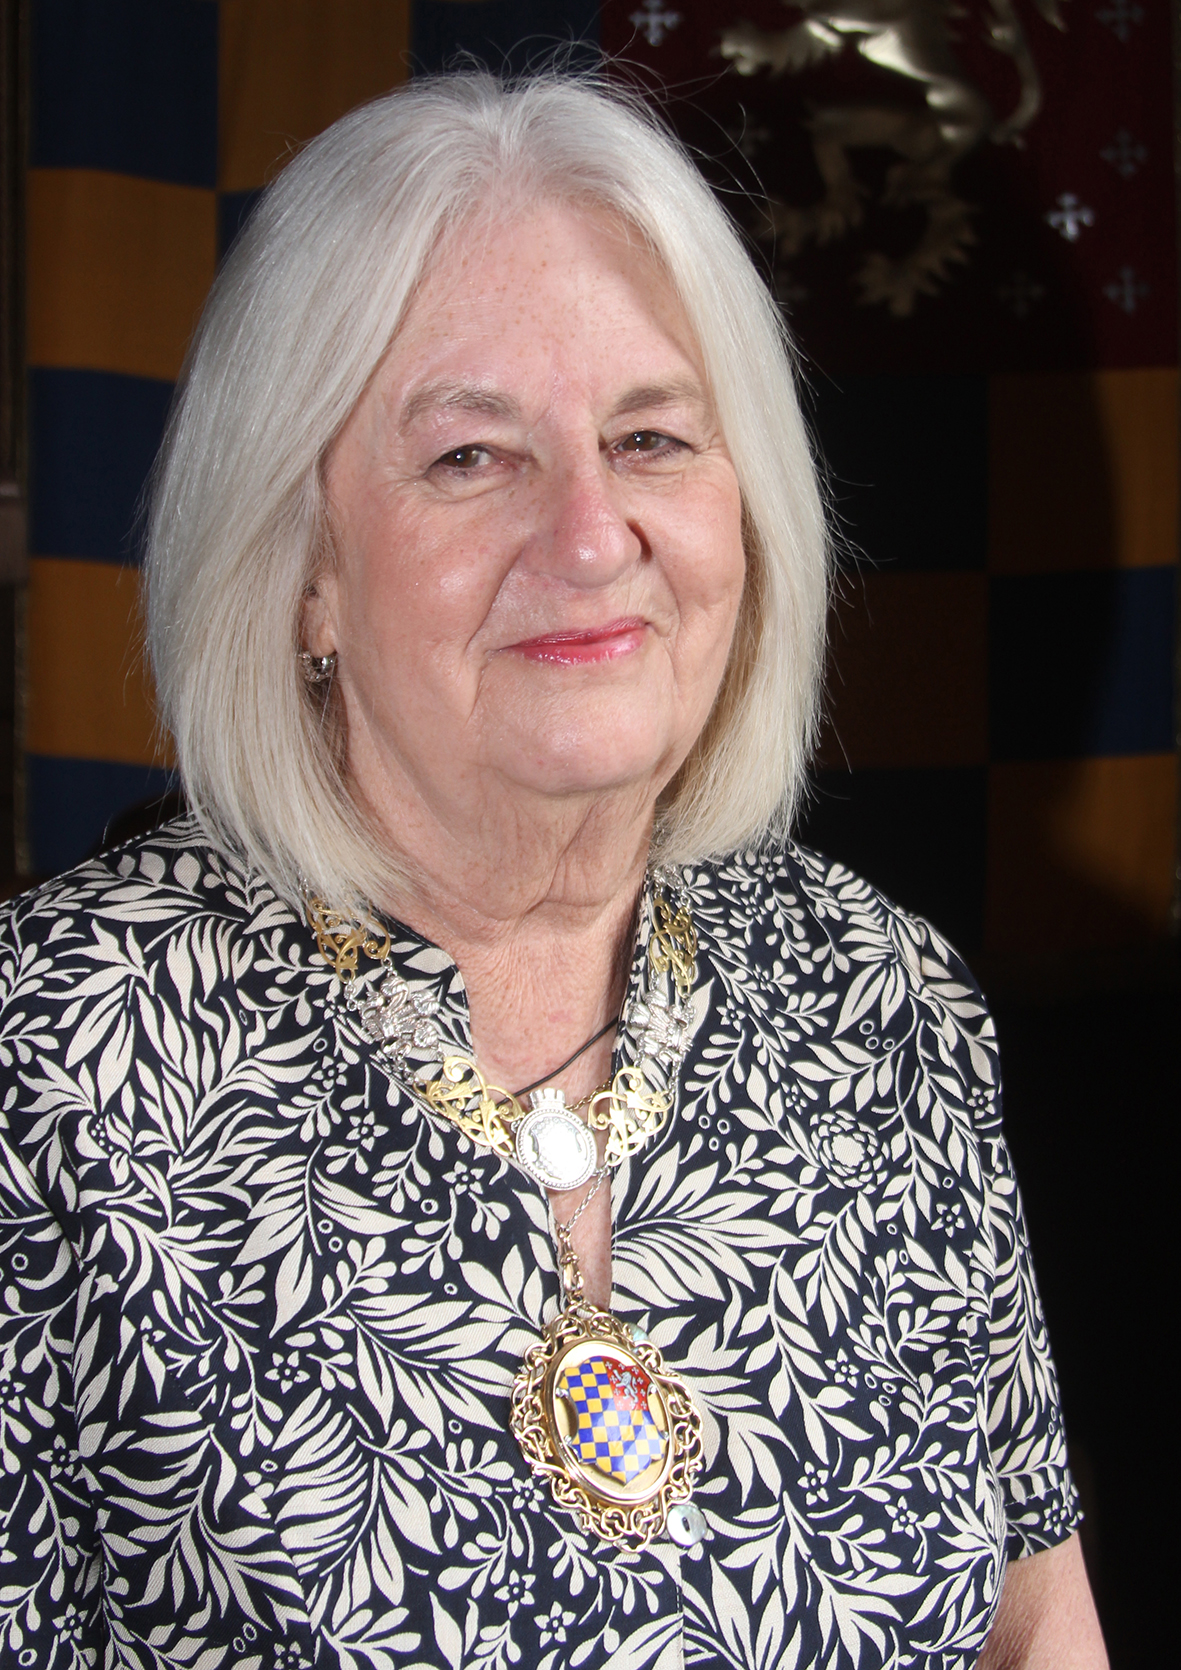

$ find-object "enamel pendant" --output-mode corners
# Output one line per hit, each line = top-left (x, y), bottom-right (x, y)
(514, 1087), (598, 1191)
(511, 1302), (705, 1549)
(510, 1213), (705, 1551)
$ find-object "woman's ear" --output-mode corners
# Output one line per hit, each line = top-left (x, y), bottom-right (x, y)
(301, 571), (339, 658)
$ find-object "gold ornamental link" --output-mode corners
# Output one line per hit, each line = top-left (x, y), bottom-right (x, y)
(585, 1068), (671, 1168)
(420, 1056), (516, 1162)
(306, 899), (391, 981)
(553, 1223), (584, 1303)
(649, 894), (697, 1000)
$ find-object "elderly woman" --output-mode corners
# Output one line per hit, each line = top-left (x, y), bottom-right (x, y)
(0, 74), (1103, 1670)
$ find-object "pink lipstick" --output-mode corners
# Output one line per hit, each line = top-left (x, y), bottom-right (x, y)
(508, 619), (647, 666)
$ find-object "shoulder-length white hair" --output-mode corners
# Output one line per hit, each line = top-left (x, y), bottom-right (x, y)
(145, 71), (828, 916)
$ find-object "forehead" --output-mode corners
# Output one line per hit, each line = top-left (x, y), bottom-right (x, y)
(374, 202), (705, 413)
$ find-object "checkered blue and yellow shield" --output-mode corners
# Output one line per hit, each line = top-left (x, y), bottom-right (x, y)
(557, 1355), (668, 1487)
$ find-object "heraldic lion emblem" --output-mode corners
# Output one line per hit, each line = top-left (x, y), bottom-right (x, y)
(720, 0), (1068, 314)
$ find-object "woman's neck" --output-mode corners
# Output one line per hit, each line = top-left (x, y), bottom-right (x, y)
(366, 773), (656, 1095)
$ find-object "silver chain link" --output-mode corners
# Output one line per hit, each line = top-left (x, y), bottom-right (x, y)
(550, 1166), (609, 1303)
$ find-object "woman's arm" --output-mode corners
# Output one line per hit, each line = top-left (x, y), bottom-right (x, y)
(978, 1534), (1108, 1669)
(0, 1130), (104, 1665)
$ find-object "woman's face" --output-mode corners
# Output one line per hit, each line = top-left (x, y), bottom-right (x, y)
(310, 204), (746, 832)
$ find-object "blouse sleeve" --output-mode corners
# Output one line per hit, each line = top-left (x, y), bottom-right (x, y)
(915, 917), (1081, 1562)
(0, 1123), (105, 1666)
(980, 1104), (1082, 1560)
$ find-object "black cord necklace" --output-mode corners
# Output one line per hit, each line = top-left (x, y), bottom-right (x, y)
(511, 1016), (620, 1099)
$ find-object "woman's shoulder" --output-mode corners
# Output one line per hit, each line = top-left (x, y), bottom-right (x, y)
(0, 815), (299, 971)
(0, 819), (329, 1203)
(681, 841), (1002, 1149)
(686, 837), (990, 1022)
(691, 836), (959, 947)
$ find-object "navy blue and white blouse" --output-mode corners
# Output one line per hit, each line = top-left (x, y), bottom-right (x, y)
(0, 820), (1078, 1670)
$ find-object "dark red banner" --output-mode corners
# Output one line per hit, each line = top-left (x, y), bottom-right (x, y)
(603, 0), (1177, 373)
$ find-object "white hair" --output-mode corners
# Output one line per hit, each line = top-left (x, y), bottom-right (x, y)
(145, 71), (829, 916)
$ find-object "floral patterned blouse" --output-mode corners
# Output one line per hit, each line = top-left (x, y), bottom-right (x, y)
(0, 820), (1077, 1670)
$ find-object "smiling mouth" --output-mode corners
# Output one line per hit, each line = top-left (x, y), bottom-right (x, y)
(507, 619), (648, 666)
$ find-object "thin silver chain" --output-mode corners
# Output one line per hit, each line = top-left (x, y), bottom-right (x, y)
(550, 1165), (609, 1304)
(553, 1165), (608, 1235)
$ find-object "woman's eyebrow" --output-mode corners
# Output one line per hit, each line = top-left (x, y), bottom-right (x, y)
(398, 376), (708, 433)
(607, 379), (710, 422)
(399, 381), (522, 431)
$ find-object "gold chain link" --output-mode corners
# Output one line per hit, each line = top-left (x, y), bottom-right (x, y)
(649, 894), (697, 1000)
(306, 899), (391, 981)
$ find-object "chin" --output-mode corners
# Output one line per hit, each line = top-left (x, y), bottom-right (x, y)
(519, 764), (661, 801)
(504, 736), (673, 802)
(487, 693), (692, 801)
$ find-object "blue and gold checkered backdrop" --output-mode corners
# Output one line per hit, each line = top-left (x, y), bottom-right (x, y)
(25, 0), (1178, 969)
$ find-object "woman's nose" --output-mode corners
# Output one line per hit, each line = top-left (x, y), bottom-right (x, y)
(524, 456), (642, 585)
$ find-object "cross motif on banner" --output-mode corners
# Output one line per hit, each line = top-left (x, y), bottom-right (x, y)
(630, 0), (683, 47)
(997, 270), (1046, 319)
(1103, 266), (1150, 314)
(1100, 129), (1147, 179)
(1096, 0), (1144, 42)
(1046, 193), (1095, 242)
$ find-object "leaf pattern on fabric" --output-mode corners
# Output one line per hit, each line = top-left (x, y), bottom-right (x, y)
(0, 822), (1077, 1669)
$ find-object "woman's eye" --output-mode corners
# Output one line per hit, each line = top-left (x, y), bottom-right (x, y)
(434, 445), (492, 470)
(615, 430), (685, 457)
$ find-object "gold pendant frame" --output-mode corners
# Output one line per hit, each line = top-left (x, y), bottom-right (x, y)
(510, 1303), (705, 1549)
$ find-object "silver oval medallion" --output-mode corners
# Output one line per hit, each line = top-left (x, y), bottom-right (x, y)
(515, 1090), (597, 1191)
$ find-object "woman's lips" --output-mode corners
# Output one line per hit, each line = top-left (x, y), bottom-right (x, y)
(507, 619), (648, 665)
